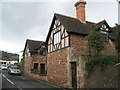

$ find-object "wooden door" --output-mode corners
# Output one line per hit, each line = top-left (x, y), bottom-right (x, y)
(71, 62), (77, 88)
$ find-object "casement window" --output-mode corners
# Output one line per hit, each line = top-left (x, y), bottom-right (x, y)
(40, 64), (46, 74)
(54, 31), (61, 45)
(34, 63), (38, 70)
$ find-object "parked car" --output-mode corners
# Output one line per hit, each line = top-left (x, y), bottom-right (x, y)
(1, 64), (8, 70)
(7, 64), (14, 68)
(8, 66), (21, 76)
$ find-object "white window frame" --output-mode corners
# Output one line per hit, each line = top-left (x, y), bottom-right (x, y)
(54, 31), (61, 45)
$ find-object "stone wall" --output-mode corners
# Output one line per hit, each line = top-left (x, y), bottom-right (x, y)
(23, 34), (118, 88)
(24, 56), (32, 76)
(47, 48), (70, 88)
(69, 34), (89, 88)
(102, 40), (117, 55)
(84, 65), (119, 88)
(32, 54), (47, 72)
(68, 34), (118, 88)
(29, 73), (47, 81)
(24, 53), (47, 82)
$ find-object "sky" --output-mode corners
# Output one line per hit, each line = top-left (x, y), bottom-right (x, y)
(0, 0), (119, 55)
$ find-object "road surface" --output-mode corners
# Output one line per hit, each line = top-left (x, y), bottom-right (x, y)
(1, 70), (58, 90)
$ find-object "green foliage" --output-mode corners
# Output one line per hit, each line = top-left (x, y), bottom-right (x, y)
(86, 54), (120, 73)
(115, 25), (120, 54)
(0, 50), (19, 60)
(86, 30), (105, 54)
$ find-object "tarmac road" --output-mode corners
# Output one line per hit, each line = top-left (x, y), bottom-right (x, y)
(1, 70), (58, 90)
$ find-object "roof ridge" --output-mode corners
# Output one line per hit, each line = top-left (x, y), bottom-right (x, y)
(55, 13), (82, 22)
(27, 39), (44, 42)
(86, 21), (96, 24)
(55, 13), (95, 25)
(95, 19), (106, 25)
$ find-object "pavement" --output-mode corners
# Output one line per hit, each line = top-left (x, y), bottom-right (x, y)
(1, 70), (59, 90)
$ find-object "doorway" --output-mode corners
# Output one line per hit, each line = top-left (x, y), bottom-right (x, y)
(70, 62), (77, 88)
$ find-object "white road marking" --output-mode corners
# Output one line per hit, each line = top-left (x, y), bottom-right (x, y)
(6, 78), (14, 85)
(2, 74), (5, 78)
(2, 74), (14, 85)
(2, 74), (23, 90)
(18, 87), (23, 90)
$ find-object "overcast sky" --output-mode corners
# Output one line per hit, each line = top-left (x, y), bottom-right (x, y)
(0, 0), (118, 54)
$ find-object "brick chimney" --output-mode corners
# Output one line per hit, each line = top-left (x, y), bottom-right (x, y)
(75, 0), (86, 23)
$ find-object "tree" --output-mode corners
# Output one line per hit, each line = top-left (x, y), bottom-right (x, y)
(115, 25), (120, 57)
(86, 30), (105, 55)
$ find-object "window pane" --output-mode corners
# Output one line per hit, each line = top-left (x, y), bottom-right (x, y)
(40, 64), (45, 74)
(54, 31), (61, 45)
(34, 63), (38, 70)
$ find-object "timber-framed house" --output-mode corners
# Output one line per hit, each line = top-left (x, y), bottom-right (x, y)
(23, 0), (118, 88)
(45, 0), (117, 88)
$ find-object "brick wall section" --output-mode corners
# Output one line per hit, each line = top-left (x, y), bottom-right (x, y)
(69, 34), (89, 88)
(47, 48), (70, 88)
(29, 73), (47, 81)
(23, 34), (117, 88)
(24, 56), (32, 75)
(70, 34), (89, 57)
(32, 54), (47, 72)
(24, 54), (47, 82)
(69, 34), (117, 88)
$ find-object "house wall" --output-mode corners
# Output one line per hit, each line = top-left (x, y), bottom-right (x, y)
(23, 34), (117, 88)
(24, 53), (47, 81)
(24, 56), (32, 76)
(47, 34), (89, 88)
(69, 34), (89, 88)
(68, 34), (117, 88)
(47, 48), (70, 88)
(31, 54), (47, 73)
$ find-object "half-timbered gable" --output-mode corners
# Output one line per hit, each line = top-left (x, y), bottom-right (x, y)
(95, 20), (112, 41)
(46, 13), (98, 54)
(47, 14), (69, 53)
(95, 20), (111, 35)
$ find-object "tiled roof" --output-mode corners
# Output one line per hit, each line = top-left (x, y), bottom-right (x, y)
(46, 13), (117, 42)
(55, 13), (94, 35)
(25, 39), (44, 53)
